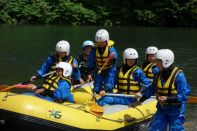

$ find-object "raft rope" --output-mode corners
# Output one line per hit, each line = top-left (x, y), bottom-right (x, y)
(133, 107), (145, 118)
(1, 92), (17, 101)
(62, 102), (153, 123)
(62, 103), (126, 122)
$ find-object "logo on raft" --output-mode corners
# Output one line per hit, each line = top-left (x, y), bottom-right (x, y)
(48, 109), (62, 119)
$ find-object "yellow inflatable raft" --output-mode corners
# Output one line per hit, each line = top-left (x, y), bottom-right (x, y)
(0, 82), (157, 131)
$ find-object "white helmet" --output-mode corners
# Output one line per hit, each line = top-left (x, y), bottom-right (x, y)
(123, 48), (138, 63)
(155, 49), (174, 68)
(55, 62), (72, 77)
(95, 29), (109, 42)
(55, 40), (70, 56)
(146, 46), (158, 55)
(82, 40), (94, 48)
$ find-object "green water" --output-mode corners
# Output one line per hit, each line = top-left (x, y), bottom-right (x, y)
(0, 25), (197, 130)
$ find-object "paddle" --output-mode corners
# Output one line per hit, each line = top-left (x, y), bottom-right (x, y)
(106, 93), (136, 97)
(0, 84), (32, 92)
(88, 82), (104, 114)
(72, 82), (87, 90)
(22, 70), (56, 84)
(98, 53), (114, 74)
(106, 93), (197, 104)
(89, 92), (104, 113)
(42, 71), (56, 77)
(187, 96), (197, 104)
(0, 71), (56, 92)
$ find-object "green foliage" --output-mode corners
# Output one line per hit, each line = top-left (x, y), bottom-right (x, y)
(154, 0), (197, 26)
(134, 10), (158, 25)
(0, 0), (196, 26)
(51, 0), (97, 25)
(0, 0), (99, 25)
(0, 10), (17, 24)
(20, 0), (53, 24)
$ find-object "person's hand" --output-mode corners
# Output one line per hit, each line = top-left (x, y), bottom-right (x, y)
(28, 84), (37, 90)
(71, 63), (77, 68)
(158, 96), (167, 103)
(34, 88), (45, 94)
(30, 75), (37, 82)
(129, 101), (142, 108)
(79, 78), (85, 84)
(109, 52), (114, 60)
(86, 75), (93, 82)
(135, 92), (142, 100)
(99, 90), (106, 97)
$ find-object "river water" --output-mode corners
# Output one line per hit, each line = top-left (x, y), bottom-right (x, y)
(0, 25), (197, 130)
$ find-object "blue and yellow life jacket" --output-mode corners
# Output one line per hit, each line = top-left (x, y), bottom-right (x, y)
(95, 40), (114, 71)
(142, 63), (156, 80)
(117, 65), (140, 94)
(43, 74), (72, 91)
(156, 67), (182, 105)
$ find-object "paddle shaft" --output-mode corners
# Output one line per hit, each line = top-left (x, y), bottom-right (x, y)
(98, 59), (110, 74)
(72, 82), (87, 90)
(88, 82), (97, 102)
(0, 71), (56, 92)
(42, 71), (56, 77)
(1, 84), (31, 92)
(22, 71), (56, 84)
(89, 82), (104, 113)
(0, 85), (15, 92)
(106, 93), (136, 97)
(98, 53), (114, 74)
(105, 93), (154, 98)
(106, 93), (196, 104)
(188, 96), (197, 103)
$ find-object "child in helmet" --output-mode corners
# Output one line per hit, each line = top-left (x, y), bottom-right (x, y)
(30, 40), (82, 84)
(98, 48), (151, 106)
(141, 46), (159, 81)
(134, 49), (191, 131)
(75, 40), (94, 84)
(86, 29), (118, 96)
(30, 62), (75, 103)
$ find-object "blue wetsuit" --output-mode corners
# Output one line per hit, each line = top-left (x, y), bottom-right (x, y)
(88, 43), (118, 93)
(141, 68), (191, 131)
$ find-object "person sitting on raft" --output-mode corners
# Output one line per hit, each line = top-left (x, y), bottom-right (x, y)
(29, 62), (74, 103)
(141, 46), (159, 82)
(98, 48), (151, 106)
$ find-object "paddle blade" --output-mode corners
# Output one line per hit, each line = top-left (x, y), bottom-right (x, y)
(0, 84), (31, 92)
(188, 96), (197, 103)
(89, 103), (104, 114)
(0, 85), (15, 92)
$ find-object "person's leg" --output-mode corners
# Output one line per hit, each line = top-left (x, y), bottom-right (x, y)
(54, 83), (75, 103)
(98, 96), (136, 106)
(104, 67), (117, 92)
(149, 109), (168, 131)
(36, 94), (54, 101)
(169, 115), (185, 131)
(93, 72), (103, 93)
(63, 88), (75, 103)
(23, 92), (35, 96)
(65, 94), (75, 103)
(98, 96), (116, 106)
